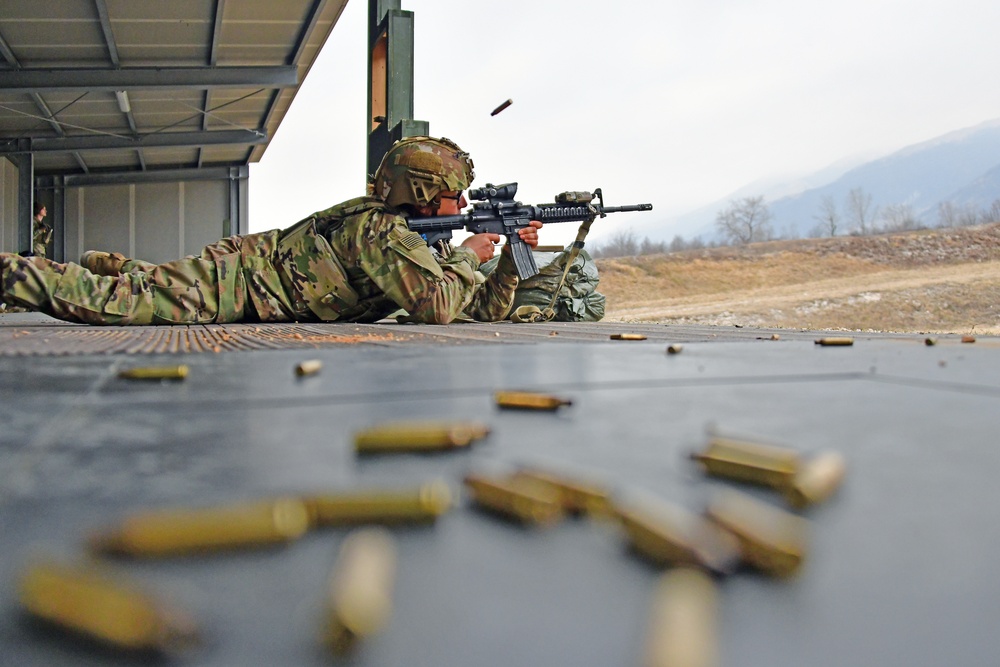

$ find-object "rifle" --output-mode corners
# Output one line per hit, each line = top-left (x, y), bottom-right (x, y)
(406, 183), (653, 280)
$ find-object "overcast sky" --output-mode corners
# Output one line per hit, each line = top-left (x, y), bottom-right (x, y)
(249, 0), (1000, 246)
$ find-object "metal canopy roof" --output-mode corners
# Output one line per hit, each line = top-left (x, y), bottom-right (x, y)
(0, 0), (349, 178)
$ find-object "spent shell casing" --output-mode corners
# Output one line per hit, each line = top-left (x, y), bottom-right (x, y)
(611, 333), (647, 340)
(495, 390), (572, 411)
(295, 359), (323, 376)
(118, 365), (189, 380)
(666, 344), (684, 354)
(614, 499), (741, 576)
(962, 335), (976, 343)
(303, 480), (453, 527)
(691, 437), (800, 490)
(786, 451), (846, 509)
(511, 467), (612, 516)
(924, 337), (937, 346)
(490, 98), (513, 116)
(463, 473), (563, 526)
(19, 562), (198, 652)
(814, 337), (854, 346)
(705, 490), (809, 578)
(324, 528), (397, 654)
(642, 568), (718, 667)
(89, 498), (310, 557)
(354, 421), (490, 453)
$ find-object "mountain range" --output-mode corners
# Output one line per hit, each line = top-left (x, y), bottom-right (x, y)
(631, 117), (1000, 243)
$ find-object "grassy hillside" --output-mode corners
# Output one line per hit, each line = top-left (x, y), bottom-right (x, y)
(596, 223), (1000, 334)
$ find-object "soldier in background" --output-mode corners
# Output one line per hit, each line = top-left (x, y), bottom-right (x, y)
(31, 201), (52, 259)
(0, 136), (541, 325)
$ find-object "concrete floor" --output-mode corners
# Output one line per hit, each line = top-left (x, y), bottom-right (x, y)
(2, 312), (999, 666)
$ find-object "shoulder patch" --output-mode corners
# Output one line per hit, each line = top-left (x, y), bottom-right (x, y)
(397, 231), (427, 251)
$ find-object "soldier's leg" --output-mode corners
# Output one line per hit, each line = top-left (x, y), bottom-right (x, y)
(2, 253), (248, 325)
(80, 236), (245, 277)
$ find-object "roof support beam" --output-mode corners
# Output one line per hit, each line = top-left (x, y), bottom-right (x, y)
(0, 67), (298, 94)
(1, 129), (267, 154)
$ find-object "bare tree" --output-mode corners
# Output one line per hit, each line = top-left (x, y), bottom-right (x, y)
(714, 196), (773, 245)
(640, 236), (667, 255)
(813, 195), (840, 237)
(985, 200), (1000, 224)
(845, 187), (877, 235)
(881, 203), (920, 232)
(593, 229), (639, 258)
(937, 201), (958, 228)
(957, 205), (981, 227)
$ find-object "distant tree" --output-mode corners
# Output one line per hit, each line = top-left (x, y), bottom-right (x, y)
(594, 229), (639, 257)
(845, 187), (877, 235)
(714, 196), (773, 245)
(881, 203), (920, 232)
(640, 236), (667, 255)
(985, 200), (1000, 224)
(813, 195), (840, 237)
(669, 234), (687, 252)
(957, 205), (981, 227)
(937, 201), (959, 228)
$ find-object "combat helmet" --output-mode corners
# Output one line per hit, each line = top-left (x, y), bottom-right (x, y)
(372, 136), (475, 209)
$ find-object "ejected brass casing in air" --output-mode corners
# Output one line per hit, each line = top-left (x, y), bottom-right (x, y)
(705, 490), (809, 578)
(610, 333), (647, 340)
(118, 364), (189, 380)
(303, 480), (453, 527)
(89, 498), (310, 557)
(495, 390), (572, 411)
(18, 561), (198, 652)
(323, 528), (398, 654)
(511, 467), (612, 516)
(786, 451), (847, 509)
(614, 498), (741, 576)
(642, 568), (719, 667)
(463, 473), (563, 526)
(354, 421), (490, 453)
(691, 437), (801, 490)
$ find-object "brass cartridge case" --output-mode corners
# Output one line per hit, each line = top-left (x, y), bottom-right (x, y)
(324, 528), (397, 654)
(615, 499), (741, 575)
(691, 437), (800, 490)
(295, 359), (323, 376)
(354, 421), (490, 453)
(494, 390), (572, 411)
(786, 451), (846, 509)
(511, 467), (612, 516)
(89, 498), (310, 557)
(642, 568), (718, 667)
(303, 480), (453, 527)
(463, 473), (563, 526)
(666, 344), (684, 355)
(611, 333), (647, 340)
(706, 490), (809, 578)
(962, 335), (976, 343)
(118, 365), (189, 380)
(814, 337), (854, 346)
(18, 562), (198, 651)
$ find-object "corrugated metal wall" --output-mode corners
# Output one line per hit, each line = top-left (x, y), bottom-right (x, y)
(0, 158), (18, 254)
(63, 180), (230, 265)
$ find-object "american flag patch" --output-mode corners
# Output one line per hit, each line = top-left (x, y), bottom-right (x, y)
(398, 231), (426, 250)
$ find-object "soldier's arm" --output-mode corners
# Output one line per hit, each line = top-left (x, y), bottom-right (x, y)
(353, 211), (483, 324)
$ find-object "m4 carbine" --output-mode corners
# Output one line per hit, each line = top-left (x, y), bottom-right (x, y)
(407, 183), (653, 280)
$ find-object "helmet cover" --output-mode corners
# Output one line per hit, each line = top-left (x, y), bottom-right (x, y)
(373, 136), (475, 209)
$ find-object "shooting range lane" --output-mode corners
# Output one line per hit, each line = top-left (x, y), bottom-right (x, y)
(2, 325), (999, 665)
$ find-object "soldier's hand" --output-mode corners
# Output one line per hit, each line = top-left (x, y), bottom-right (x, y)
(461, 233), (502, 263)
(517, 220), (543, 249)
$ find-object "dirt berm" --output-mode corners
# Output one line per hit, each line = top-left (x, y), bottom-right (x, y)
(597, 223), (1000, 334)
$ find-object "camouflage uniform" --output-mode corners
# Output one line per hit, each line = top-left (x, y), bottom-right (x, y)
(1, 135), (516, 325)
(32, 219), (53, 258)
(0, 198), (519, 325)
